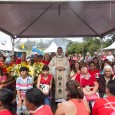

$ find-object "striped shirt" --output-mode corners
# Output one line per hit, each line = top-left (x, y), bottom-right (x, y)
(16, 76), (33, 99)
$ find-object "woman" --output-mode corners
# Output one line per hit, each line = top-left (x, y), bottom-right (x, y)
(100, 59), (110, 75)
(0, 56), (7, 74)
(42, 53), (50, 65)
(0, 88), (16, 115)
(37, 65), (52, 105)
(98, 65), (114, 98)
(9, 55), (17, 66)
(88, 61), (100, 79)
(55, 80), (90, 115)
(93, 57), (100, 70)
(75, 63), (99, 102)
(0, 67), (7, 89)
(70, 61), (80, 80)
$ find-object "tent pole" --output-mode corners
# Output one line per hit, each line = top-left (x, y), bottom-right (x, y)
(27, 38), (30, 55)
(100, 37), (103, 68)
(11, 37), (15, 55)
(100, 37), (103, 56)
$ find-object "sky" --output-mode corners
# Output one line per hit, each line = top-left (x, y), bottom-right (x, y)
(0, 31), (83, 45)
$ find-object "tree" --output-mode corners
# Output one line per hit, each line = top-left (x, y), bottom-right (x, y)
(67, 37), (102, 56)
(84, 37), (101, 55)
(103, 32), (115, 48)
(67, 42), (84, 54)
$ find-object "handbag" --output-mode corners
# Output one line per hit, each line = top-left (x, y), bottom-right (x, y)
(79, 75), (99, 102)
(40, 84), (50, 94)
(85, 93), (99, 102)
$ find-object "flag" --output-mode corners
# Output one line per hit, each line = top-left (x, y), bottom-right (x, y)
(21, 44), (25, 49)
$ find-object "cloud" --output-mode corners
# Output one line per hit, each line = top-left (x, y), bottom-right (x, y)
(0, 31), (83, 43)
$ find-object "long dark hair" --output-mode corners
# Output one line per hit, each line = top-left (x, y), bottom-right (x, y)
(0, 88), (16, 115)
(72, 62), (80, 73)
(0, 67), (3, 76)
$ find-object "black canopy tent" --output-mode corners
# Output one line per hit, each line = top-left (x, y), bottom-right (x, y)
(1, 0), (115, 91)
(0, 0), (115, 52)
(0, 0), (115, 39)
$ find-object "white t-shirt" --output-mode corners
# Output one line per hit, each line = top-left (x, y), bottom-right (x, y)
(106, 55), (114, 62)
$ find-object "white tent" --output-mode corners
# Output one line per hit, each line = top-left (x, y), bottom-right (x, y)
(44, 42), (58, 53)
(3, 41), (21, 52)
(0, 43), (4, 50)
(0, 41), (21, 52)
(103, 42), (115, 50)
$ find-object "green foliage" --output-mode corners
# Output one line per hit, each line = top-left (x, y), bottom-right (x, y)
(68, 42), (84, 54)
(67, 35), (115, 56)
(67, 37), (101, 56)
(103, 33), (115, 48)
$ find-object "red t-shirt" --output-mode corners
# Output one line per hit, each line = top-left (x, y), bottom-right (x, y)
(75, 73), (97, 88)
(41, 60), (49, 65)
(101, 55), (106, 61)
(0, 61), (7, 74)
(9, 62), (16, 66)
(40, 74), (52, 85)
(88, 70), (100, 78)
(34, 105), (53, 115)
(92, 96), (115, 115)
(73, 56), (78, 61)
(0, 110), (12, 115)
(16, 58), (27, 64)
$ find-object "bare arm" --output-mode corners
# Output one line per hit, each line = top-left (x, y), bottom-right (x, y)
(17, 89), (22, 106)
(83, 81), (99, 96)
(4, 79), (16, 87)
(0, 77), (13, 85)
(49, 77), (53, 90)
(0, 79), (6, 88)
(55, 103), (65, 115)
(83, 100), (91, 114)
(92, 82), (99, 94)
(37, 75), (41, 89)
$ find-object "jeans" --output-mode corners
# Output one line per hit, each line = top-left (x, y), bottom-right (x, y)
(16, 96), (27, 115)
(17, 105), (27, 115)
(44, 96), (50, 106)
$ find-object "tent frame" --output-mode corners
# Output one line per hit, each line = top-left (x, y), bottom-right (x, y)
(0, 0), (115, 54)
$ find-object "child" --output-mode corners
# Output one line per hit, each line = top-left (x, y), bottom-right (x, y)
(16, 66), (33, 114)
(37, 65), (52, 105)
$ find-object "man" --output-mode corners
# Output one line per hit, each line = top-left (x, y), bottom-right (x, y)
(92, 52), (99, 60)
(16, 52), (27, 64)
(92, 80), (115, 115)
(25, 88), (53, 115)
(88, 61), (100, 78)
(100, 52), (106, 61)
(49, 47), (70, 103)
(33, 54), (39, 63)
(77, 53), (84, 63)
(106, 52), (114, 62)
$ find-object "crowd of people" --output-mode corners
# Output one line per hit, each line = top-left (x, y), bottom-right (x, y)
(0, 47), (115, 115)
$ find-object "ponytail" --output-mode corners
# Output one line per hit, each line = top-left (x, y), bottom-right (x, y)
(66, 80), (84, 99)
